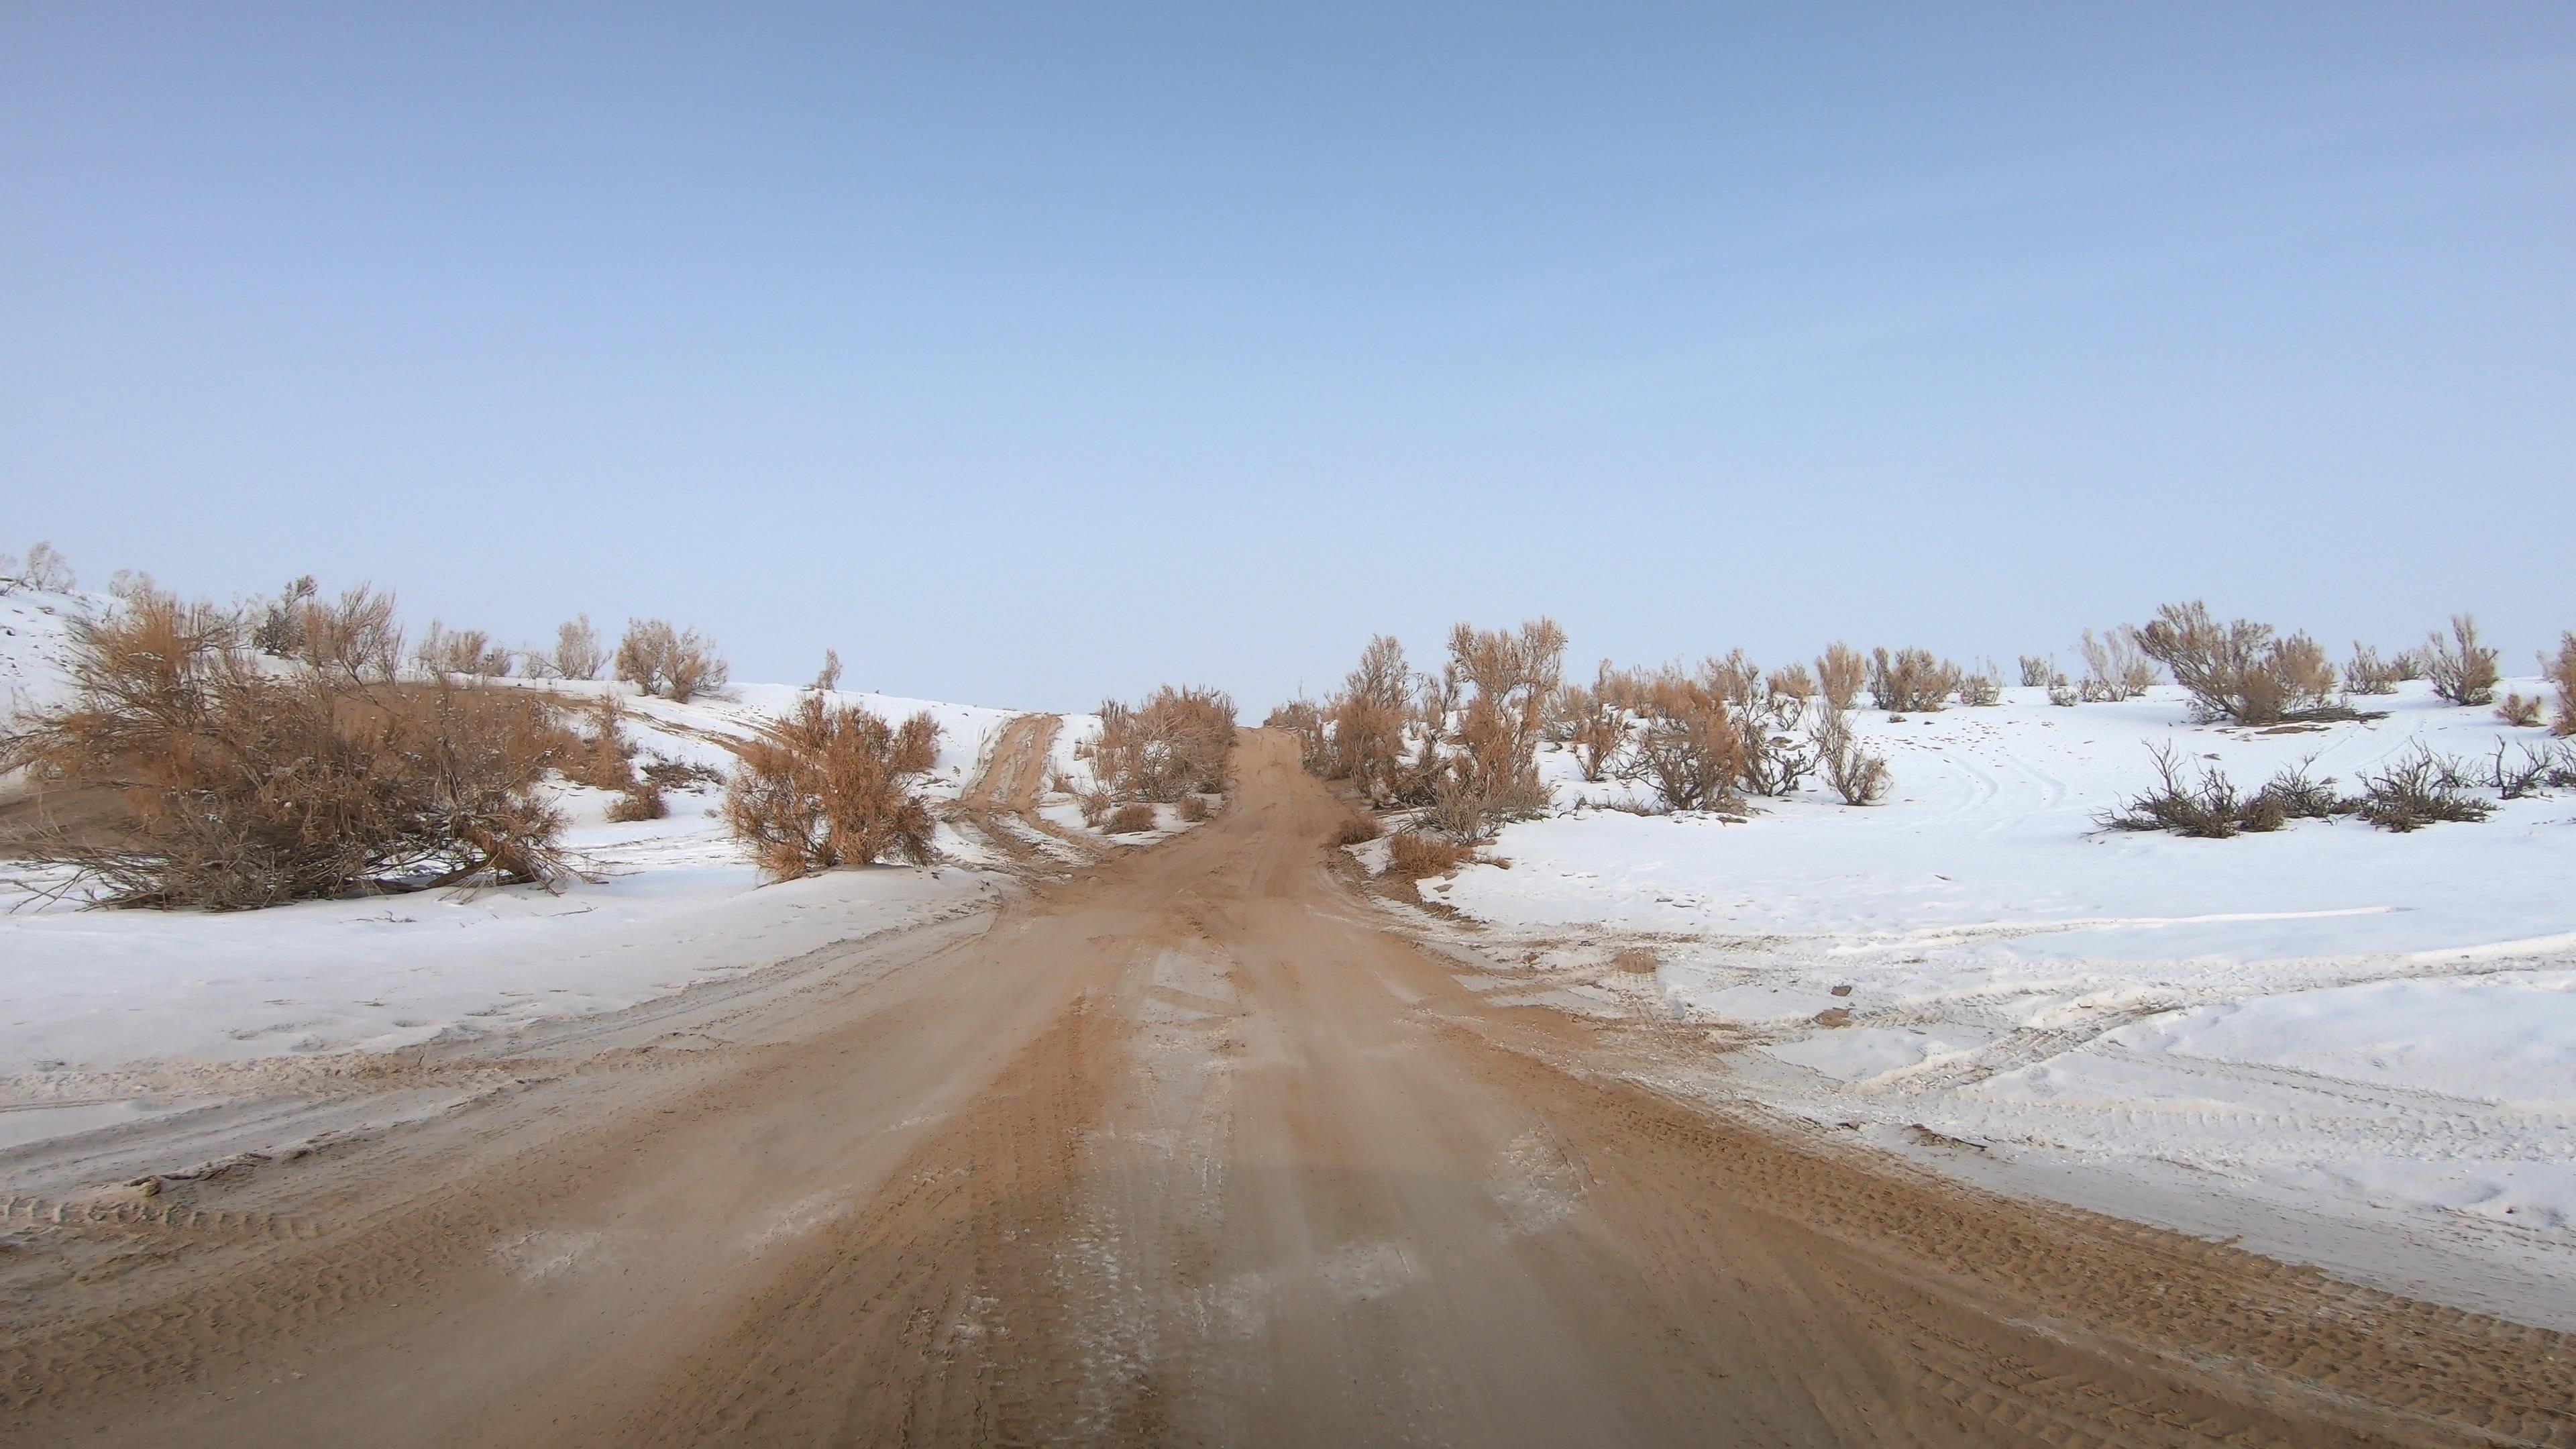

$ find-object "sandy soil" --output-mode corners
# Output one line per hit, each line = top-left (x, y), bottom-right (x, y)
(2, 732), (2569, 1446)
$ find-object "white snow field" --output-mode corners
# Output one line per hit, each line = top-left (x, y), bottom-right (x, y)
(1411, 679), (2576, 1320)
(0, 588), (1033, 1141)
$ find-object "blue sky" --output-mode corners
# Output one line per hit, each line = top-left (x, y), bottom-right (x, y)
(6, 4), (2571, 710)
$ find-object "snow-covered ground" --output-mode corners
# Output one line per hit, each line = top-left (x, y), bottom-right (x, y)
(0, 587), (1027, 1132)
(1406, 682), (2576, 1304)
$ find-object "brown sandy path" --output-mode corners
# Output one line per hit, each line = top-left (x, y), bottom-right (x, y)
(3, 731), (2570, 1446)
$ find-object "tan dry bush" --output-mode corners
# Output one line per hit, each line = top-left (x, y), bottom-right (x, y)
(1386, 829), (1466, 877)
(2497, 693), (2544, 729)
(1623, 675), (1743, 813)
(2136, 601), (2339, 724)
(1611, 946), (1660, 975)
(1104, 802), (1159, 835)
(2018, 655), (2061, 689)
(15, 540), (75, 592)
(2076, 626), (2159, 702)
(1809, 700), (1890, 805)
(1702, 649), (1762, 710)
(724, 694), (940, 880)
(606, 784), (669, 822)
(2, 591), (573, 908)
(1815, 643), (1866, 711)
(551, 615), (606, 681)
(1766, 663), (1816, 702)
(1265, 698), (1336, 776)
(2423, 614), (2500, 706)
(1328, 636), (1413, 805)
(1418, 619), (1564, 840)
(1094, 685), (1238, 802)
(297, 583), (405, 682)
(615, 619), (729, 702)
(415, 622), (514, 678)
(561, 696), (643, 792)
(1177, 793), (1212, 822)
(2550, 633), (2576, 737)
(1330, 808), (1382, 846)
(1867, 647), (1962, 712)
(2343, 643), (2404, 696)
(1956, 661), (2004, 708)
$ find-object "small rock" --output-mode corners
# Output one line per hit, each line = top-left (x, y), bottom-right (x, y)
(1812, 1007), (1852, 1028)
(1829, 984), (1853, 998)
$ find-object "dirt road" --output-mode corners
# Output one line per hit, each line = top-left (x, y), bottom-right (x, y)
(4, 731), (2570, 1446)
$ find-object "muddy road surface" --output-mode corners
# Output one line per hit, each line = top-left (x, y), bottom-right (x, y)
(4, 732), (2569, 1446)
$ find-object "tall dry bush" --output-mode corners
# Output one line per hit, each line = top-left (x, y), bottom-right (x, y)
(2422, 614), (2500, 706)
(724, 694), (941, 879)
(549, 615), (607, 681)
(2076, 626), (2159, 702)
(1815, 643), (1866, 712)
(7, 541), (76, 593)
(3, 590), (572, 908)
(288, 583), (405, 681)
(1326, 636), (1413, 806)
(1867, 647), (1962, 712)
(2135, 600), (2338, 724)
(1808, 700), (1888, 805)
(1418, 619), (1563, 840)
(2548, 633), (2576, 737)
(2343, 643), (2404, 696)
(1093, 685), (1238, 802)
(2018, 655), (2061, 689)
(1956, 661), (2004, 708)
(1766, 663), (1816, 703)
(616, 619), (730, 702)
(1622, 674), (1743, 814)
(415, 621), (514, 678)
(1263, 698), (1335, 775)
(1563, 687), (1626, 783)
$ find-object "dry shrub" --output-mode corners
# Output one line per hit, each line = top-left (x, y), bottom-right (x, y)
(2076, 627), (2159, 702)
(415, 621), (514, 678)
(1767, 663), (1815, 703)
(1330, 808), (1382, 845)
(1815, 643), (1866, 712)
(616, 619), (731, 702)
(293, 583), (405, 681)
(2, 591), (573, 908)
(1867, 647), (1962, 712)
(2484, 739), (2573, 800)
(549, 616), (606, 681)
(2343, 643), (2404, 696)
(641, 755), (725, 791)
(2422, 614), (2500, 706)
(2136, 601), (2339, 724)
(1104, 802), (1159, 835)
(1093, 685), (1238, 801)
(724, 694), (941, 879)
(2018, 655), (2062, 689)
(1417, 619), (1563, 841)
(1622, 674), (1743, 813)
(1177, 793), (1212, 822)
(1955, 661), (2004, 708)
(1264, 698), (1334, 775)
(561, 697), (641, 791)
(1703, 649), (1762, 710)
(1808, 701), (1889, 805)
(2550, 633), (2576, 737)
(2098, 745), (2286, 839)
(1324, 637), (1413, 804)
(1558, 684), (1626, 784)
(2497, 693), (2544, 729)
(1611, 946), (1660, 975)
(606, 784), (669, 821)
(1386, 829), (1466, 877)
(7, 540), (76, 592)
(2351, 746), (2493, 832)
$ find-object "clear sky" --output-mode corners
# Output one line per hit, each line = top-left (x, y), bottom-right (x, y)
(6, 4), (2571, 711)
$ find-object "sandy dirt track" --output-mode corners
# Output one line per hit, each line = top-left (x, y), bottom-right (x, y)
(3, 731), (2571, 1446)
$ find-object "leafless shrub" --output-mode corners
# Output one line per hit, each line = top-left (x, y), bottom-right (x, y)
(2136, 601), (2339, 724)
(561, 697), (641, 792)
(2076, 626), (2160, 702)
(1622, 675), (1744, 814)
(2422, 614), (2500, 706)
(1815, 643), (1866, 712)
(2, 590), (574, 908)
(616, 619), (730, 702)
(1766, 663), (1816, 704)
(1330, 808), (1382, 845)
(1733, 704), (1815, 797)
(1703, 649), (1762, 710)
(1387, 829), (1466, 877)
(1611, 946), (1660, 975)
(1075, 786), (1112, 827)
(640, 755), (725, 791)
(2262, 757), (2345, 820)
(2018, 655), (2062, 689)
(1417, 619), (1563, 841)
(605, 784), (668, 822)
(1808, 702), (1889, 805)
(2550, 633), (2576, 737)
(1177, 793), (1212, 822)
(1558, 686), (1625, 784)
(415, 621), (514, 678)
(2343, 643), (2404, 696)
(1325, 637), (1413, 805)
(2497, 693), (2544, 729)
(1867, 647), (1962, 712)
(296, 584), (405, 682)
(813, 647), (843, 694)
(2483, 739), (2570, 800)
(1094, 685), (1238, 802)
(2351, 745), (2493, 831)
(2046, 680), (2079, 708)
(551, 615), (606, 681)
(13, 541), (76, 593)
(251, 576), (318, 656)
(1955, 661), (2004, 707)
(1104, 802), (1158, 835)
(106, 569), (157, 600)
(2098, 745), (2281, 838)
(1266, 698), (1336, 776)
(723, 695), (941, 880)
